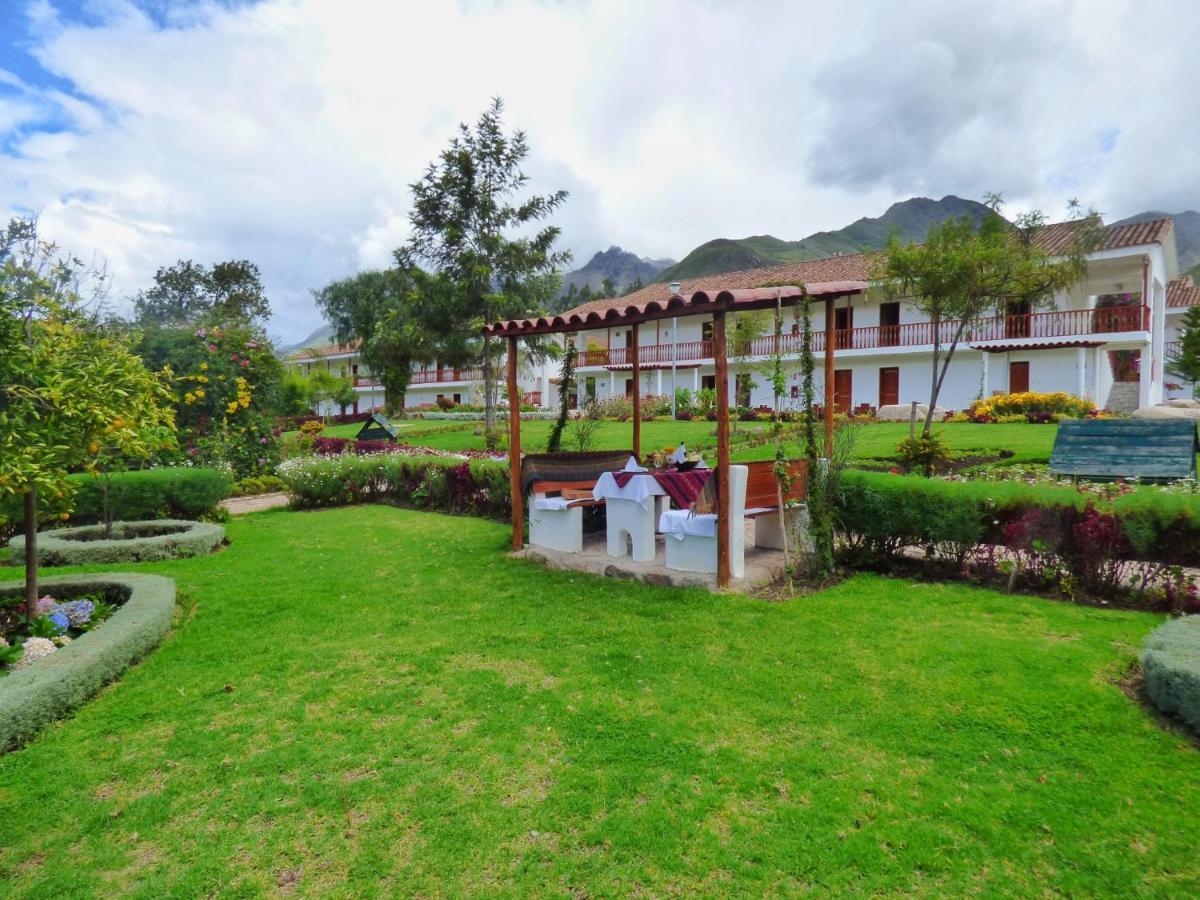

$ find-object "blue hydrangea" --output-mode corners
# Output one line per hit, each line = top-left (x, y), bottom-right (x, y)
(60, 600), (95, 627)
(47, 611), (70, 635)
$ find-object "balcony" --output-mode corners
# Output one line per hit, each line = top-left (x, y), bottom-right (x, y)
(409, 367), (484, 385)
(574, 305), (1149, 366)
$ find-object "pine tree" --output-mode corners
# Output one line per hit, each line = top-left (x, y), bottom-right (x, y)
(1167, 305), (1200, 397)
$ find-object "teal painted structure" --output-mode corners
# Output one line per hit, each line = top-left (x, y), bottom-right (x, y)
(355, 412), (398, 442)
(1050, 418), (1198, 480)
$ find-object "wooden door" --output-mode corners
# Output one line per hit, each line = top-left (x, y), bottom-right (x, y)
(834, 369), (853, 413)
(1009, 360), (1029, 393)
(878, 367), (899, 407)
(835, 306), (854, 349)
(879, 302), (900, 347)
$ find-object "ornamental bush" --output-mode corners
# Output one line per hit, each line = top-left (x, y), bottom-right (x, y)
(1141, 616), (1200, 734)
(9, 520), (226, 567)
(836, 470), (1200, 609)
(968, 391), (1094, 422)
(277, 453), (510, 520)
(0, 573), (175, 751)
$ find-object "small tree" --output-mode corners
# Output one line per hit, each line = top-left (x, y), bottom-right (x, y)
(546, 341), (577, 452)
(405, 97), (570, 447)
(133, 258), (270, 327)
(875, 196), (1101, 436)
(728, 310), (772, 431)
(1167, 305), (1200, 397)
(0, 219), (175, 613)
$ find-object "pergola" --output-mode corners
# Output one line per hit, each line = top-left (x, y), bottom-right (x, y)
(482, 279), (869, 587)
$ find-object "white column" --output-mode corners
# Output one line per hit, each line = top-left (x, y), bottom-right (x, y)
(1138, 344), (1153, 409)
(980, 352), (990, 399)
(1076, 347), (1087, 399)
(1150, 281), (1166, 405)
(693, 368), (700, 392)
(656, 368), (663, 396)
(610, 370), (617, 397)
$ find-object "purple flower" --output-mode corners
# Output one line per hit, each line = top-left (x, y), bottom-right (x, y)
(257, 457), (266, 466)
(35, 596), (56, 616)
(259, 437), (268, 445)
(48, 612), (70, 634)
(61, 600), (94, 627)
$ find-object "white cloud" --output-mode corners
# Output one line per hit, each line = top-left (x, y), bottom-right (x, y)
(0, 0), (1197, 342)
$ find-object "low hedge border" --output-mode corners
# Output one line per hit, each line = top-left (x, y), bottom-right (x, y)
(0, 573), (176, 751)
(1141, 616), (1200, 735)
(8, 520), (226, 566)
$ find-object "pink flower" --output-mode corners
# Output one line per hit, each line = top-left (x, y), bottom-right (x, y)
(35, 595), (56, 616)
(207, 344), (217, 352)
(241, 359), (249, 368)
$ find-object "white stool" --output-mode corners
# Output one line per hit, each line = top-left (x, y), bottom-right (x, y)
(659, 465), (749, 579)
(528, 495), (585, 553)
(605, 496), (658, 562)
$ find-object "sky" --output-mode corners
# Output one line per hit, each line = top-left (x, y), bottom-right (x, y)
(1, 0), (1198, 344)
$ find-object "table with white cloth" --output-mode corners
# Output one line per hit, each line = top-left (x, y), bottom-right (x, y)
(591, 471), (668, 561)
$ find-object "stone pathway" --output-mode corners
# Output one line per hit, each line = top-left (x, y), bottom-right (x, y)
(219, 492), (290, 515)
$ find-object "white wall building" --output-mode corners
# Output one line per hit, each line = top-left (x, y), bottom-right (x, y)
(289, 216), (1199, 417)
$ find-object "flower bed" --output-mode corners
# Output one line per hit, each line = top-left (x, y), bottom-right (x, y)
(967, 391), (1095, 423)
(836, 470), (1200, 610)
(8, 520), (226, 567)
(278, 453), (510, 518)
(0, 573), (176, 751)
(310, 436), (503, 460)
(1141, 616), (1200, 735)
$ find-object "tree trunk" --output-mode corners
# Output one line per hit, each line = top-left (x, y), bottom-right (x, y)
(482, 334), (496, 450)
(924, 317), (941, 437)
(24, 486), (38, 620)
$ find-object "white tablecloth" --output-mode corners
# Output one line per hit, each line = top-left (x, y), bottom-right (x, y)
(592, 471), (668, 510)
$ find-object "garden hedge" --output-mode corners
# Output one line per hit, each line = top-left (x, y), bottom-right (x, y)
(278, 453), (511, 520)
(8, 520), (226, 566)
(0, 468), (230, 539)
(0, 573), (176, 751)
(1141, 616), (1200, 734)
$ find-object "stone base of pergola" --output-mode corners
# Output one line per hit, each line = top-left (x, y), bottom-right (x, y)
(510, 523), (789, 593)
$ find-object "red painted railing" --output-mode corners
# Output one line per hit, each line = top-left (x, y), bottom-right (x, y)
(410, 368), (484, 385)
(572, 304), (1148, 366)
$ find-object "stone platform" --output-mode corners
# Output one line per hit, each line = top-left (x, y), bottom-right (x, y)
(511, 522), (790, 593)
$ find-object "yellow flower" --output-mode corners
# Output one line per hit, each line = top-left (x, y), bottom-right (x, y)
(199, 362), (208, 371)
(226, 401), (239, 414)
(194, 389), (205, 399)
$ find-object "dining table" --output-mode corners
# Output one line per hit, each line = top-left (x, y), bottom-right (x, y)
(591, 467), (712, 562)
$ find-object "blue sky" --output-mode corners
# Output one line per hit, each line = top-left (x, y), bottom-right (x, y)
(1, 0), (1197, 343)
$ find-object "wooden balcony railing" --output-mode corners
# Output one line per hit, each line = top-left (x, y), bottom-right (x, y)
(410, 368), (484, 385)
(572, 304), (1149, 366)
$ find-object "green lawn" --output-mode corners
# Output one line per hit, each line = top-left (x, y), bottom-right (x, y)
(1, 507), (1196, 895)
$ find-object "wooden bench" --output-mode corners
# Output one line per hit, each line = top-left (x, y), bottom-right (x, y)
(1050, 419), (1198, 481)
(529, 480), (603, 509)
(743, 459), (808, 550)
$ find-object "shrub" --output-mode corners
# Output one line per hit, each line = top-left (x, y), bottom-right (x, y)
(233, 474), (287, 496)
(9, 520), (226, 567)
(435, 395), (457, 411)
(0, 573), (175, 751)
(969, 391), (1094, 422)
(1141, 616), (1200, 735)
(896, 433), (951, 476)
(835, 470), (1200, 609)
(277, 453), (511, 520)
(674, 410), (694, 421)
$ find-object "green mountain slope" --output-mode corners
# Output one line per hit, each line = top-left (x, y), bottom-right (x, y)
(658, 195), (992, 282)
(1113, 209), (1200, 274)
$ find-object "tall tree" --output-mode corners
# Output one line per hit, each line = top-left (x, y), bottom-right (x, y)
(1167, 305), (1200, 397)
(405, 97), (570, 444)
(874, 197), (1101, 436)
(133, 259), (270, 327)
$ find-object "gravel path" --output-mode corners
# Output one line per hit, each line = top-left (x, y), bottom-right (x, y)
(219, 492), (290, 515)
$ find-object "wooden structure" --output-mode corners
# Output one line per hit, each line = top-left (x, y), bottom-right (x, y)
(1050, 418), (1199, 481)
(483, 280), (868, 587)
(355, 412), (398, 442)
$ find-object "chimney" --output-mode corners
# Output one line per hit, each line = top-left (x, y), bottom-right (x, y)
(669, 281), (682, 295)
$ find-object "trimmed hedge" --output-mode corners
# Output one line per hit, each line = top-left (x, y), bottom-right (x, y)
(836, 471), (1200, 609)
(9, 520), (226, 566)
(278, 453), (511, 519)
(0, 573), (176, 751)
(1141, 616), (1200, 734)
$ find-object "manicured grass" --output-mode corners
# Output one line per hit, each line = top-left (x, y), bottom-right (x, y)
(405, 418), (768, 454)
(1, 507), (1196, 895)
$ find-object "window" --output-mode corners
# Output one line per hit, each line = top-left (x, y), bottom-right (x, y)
(452, 393), (461, 404)
(790, 385), (799, 399)
(879, 302), (900, 347)
(701, 375), (716, 391)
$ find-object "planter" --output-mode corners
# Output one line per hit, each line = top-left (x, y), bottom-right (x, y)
(0, 573), (176, 751)
(8, 519), (225, 566)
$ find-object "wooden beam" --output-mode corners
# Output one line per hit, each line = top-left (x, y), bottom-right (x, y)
(824, 297), (835, 457)
(713, 310), (731, 588)
(631, 322), (641, 460)
(507, 336), (522, 551)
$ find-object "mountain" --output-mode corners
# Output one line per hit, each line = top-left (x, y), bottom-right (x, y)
(1112, 209), (1200, 275)
(280, 323), (335, 355)
(561, 246), (674, 295)
(657, 195), (993, 282)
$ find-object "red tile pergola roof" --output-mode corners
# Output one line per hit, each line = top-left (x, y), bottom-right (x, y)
(556, 217), (1177, 321)
(1168, 275), (1200, 309)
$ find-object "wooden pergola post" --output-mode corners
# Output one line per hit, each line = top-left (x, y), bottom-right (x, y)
(824, 297), (836, 457)
(712, 310), (731, 587)
(507, 336), (522, 551)
(631, 323), (641, 460)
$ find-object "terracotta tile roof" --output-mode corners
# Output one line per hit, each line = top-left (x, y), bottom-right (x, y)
(563, 253), (873, 318)
(1168, 275), (1200, 309)
(288, 339), (361, 360)
(1032, 217), (1174, 256)
(561, 217), (1176, 322)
